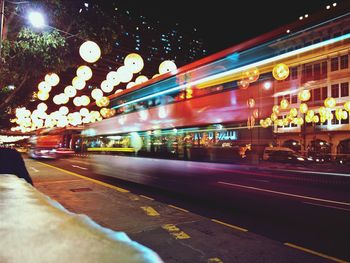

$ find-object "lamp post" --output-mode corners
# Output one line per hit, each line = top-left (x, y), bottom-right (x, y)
(0, 0), (4, 54)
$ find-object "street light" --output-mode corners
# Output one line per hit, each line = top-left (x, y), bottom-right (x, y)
(28, 11), (45, 28)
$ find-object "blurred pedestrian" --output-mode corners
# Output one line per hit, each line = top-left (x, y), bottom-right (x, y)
(0, 147), (33, 185)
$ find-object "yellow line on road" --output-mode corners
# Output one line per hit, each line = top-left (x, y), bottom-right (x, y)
(211, 219), (248, 232)
(141, 206), (160, 216)
(37, 161), (129, 193)
(168, 204), (189, 213)
(284, 243), (348, 263)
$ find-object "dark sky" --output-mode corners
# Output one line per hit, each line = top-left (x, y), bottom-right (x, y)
(116, 0), (347, 55)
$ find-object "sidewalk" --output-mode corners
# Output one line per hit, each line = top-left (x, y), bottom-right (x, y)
(23, 157), (337, 263)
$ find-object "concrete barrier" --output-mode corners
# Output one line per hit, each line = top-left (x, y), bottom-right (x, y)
(0, 174), (163, 263)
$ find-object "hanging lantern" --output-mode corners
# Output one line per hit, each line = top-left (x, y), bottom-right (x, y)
(73, 97), (82, 107)
(106, 71), (120, 86)
(116, 66), (133, 83)
(91, 88), (103, 100)
(319, 106), (327, 116)
(299, 103), (308, 114)
(152, 74), (160, 79)
(344, 101), (350, 111)
(45, 73), (60, 86)
(298, 90), (311, 102)
(96, 96), (110, 107)
(135, 75), (149, 84)
(280, 99), (289, 110)
(76, 65), (93, 81)
(270, 112), (278, 121)
(53, 94), (61, 105)
(159, 60), (177, 74)
(126, 82), (136, 89)
(80, 95), (90, 106)
(242, 67), (260, 83)
(79, 40), (101, 63)
(305, 115), (312, 123)
(335, 108), (343, 121)
(247, 98), (255, 108)
(324, 97), (336, 108)
(64, 85), (77, 98)
(238, 79), (249, 89)
(282, 117), (290, 126)
(272, 63), (289, 80)
(289, 107), (298, 117)
(37, 102), (48, 112)
(38, 81), (52, 93)
(115, 89), (123, 93)
(80, 108), (89, 117)
(72, 76), (86, 90)
(306, 110), (314, 118)
(37, 90), (49, 101)
(124, 53), (144, 74)
(101, 80), (114, 93)
(272, 105), (279, 113)
(342, 110), (348, 120)
(59, 106), (69, 115)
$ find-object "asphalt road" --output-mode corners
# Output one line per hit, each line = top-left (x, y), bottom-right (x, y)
(27, 155), (350, 262)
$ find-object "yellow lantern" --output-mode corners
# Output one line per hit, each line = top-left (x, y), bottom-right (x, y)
(342, 111), (348, 120)
(298, 90), (311, 102)
(319, 106), (327, 116)
(282, 117), (289, 126)
(242, 67), (260, 83)
(270, 112), (278, 121)
(37, 90), (49, 101)
(79, 40), (101, 63)
(159, 60), (177, 74)
(272, 105), (279, 113)
(76, 65), (93, 81)
(344, 101), (350, 111)
(45, 73), (60, 86)
(124, 53), (144, 74)
(335, 108), (343, 121)
(289, 107), (298, 117)
(280, 99), (289, 110)
(272, 63), (289, 80)
(324, 97), (336, 108)
(96, 96), (110, 107)
(64, 85), (77, 98)
(247, 98), (255, 108)
(305, 115), (312, 123)
(299, 103), (308, 114)
(238, 79), (249, 90)
(296, 117), (304, 125)
(306, 110), (314, 118)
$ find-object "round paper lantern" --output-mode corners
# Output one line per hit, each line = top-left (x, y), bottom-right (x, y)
(115, 89), (123, 94)
(306, 110), (314, 118)
(247, 98), (255, 108)
(91, 88), (103, 100)
(79, 40), (101, 63)
(126, 82), (136, 89)
(80, 107), (89, 116)
(72, 76), (86, 90)
(299, 103), (308, 114)
(272, 63), (289, 80)
(59, 93), (69, 104)
(76, 65), (93, 81)
(59, 106), (69, 115)
(73, 97), (82, 107)
(344, 101), (350, 111)
(38, 81), (52, 93)
(124, 53), (144, 74)
(101, 80), (114, 93)
(289, 107), (298, 117)
(238, 79), (249, 90)
(80, 95), (90, 106)
(64, 85), (77, 98)
(106, 71), (120, 86)
(280, 98), (289, 110)
(159, 60), (177, 74)
(37, 102), (48, 112)
(45, 73), (60, 86)
(96, 97), (110, 107)
(242, 67), (260, 83)
(298, 90), (311, 102)
(53, 94), (61, 105)
(135, 75), (149, 84)
(152, 74), (160, 79)
(37, 90), (49, 101)
(272, 105), (279, 113)
(116, 66), (133, 83)
(324, 97), (336, 108)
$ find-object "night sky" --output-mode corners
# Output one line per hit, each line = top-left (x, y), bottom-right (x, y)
(116, 0), (347, 55)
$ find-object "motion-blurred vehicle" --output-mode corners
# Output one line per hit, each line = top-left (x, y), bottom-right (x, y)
(262, 147), (295, 161)
(267, 150), (312, 165)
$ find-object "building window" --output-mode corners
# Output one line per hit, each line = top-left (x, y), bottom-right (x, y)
(331, 110), (339, 125)
(341, 82), (349, 97)
(314, 63), (321, 80)
(291, 94), (298, 104)
(331, 57), (339, 71)
(291, 67), (298, 79)
(321, 61), (328, 79)
(341, 112), (350, 124)
(340, 55), (349, 69)
(331, 83), (339, 98)
(314, 88), (321, 101)
(321, 86), (328, 100)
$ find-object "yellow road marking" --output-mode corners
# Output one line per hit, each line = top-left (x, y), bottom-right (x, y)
(284, 243), (349, 263)
(162, 224), (191, 240)
(211, 219), (248, 232)
(140, 195), (154, 201)
(168, 204), (189, 212)
(141, 206), (160, 216)
(208, 258), (223, 263)
(37, 161), (129, 193)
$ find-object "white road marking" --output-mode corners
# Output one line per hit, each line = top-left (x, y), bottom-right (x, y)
(30, 167), (39, 172)
(218, 181), (350, 206)
(303, 202), (350, 212)
(71, 165), (88, 170)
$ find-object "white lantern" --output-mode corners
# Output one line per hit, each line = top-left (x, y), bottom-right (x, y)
(45, 73), (60, 86)
(80, 95), (90, 106)
(91, 88), (103, 100)
(59, 106), (69, 115)
(106, 71), (120, 86)
(101, 80), (114, 93)
(115, 89), (123, 93)
(64, 85), (77, 98)
(72, 76), (86, 90)
(80, 107), (89, 116)
(126, 82), (136, 89)
(79, 40), (101, 63)
(159, 60), (177, 74)
(37, 90), (49, 101)
(38, 81), (52, 93)
(76, 65), (93, 81)
(116, 66), (133, 83)
(59, 93), (69, 104)
(73, 97), (82, 107)
(37, 102), (48, 112)
(135, 75), (148, 84)
(124, 53), (144, 74)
